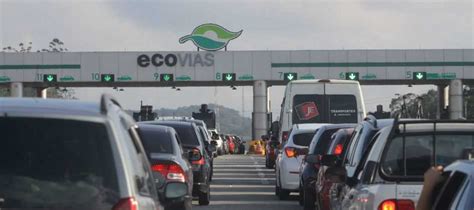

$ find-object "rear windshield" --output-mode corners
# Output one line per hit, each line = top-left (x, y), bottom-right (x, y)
(310, 128), (340, 155)
(166, 125), (200, 146)
(140, 128), (174, 154)
(293, 132), (315, 146)
(0, 117), (120, 209)
(293, 94), (357, 124)
(381, 134), (474, 177)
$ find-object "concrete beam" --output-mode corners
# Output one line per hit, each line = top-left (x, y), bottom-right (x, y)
(449, 79), (464, 119)
(252, 80), (269, 139)
(10, 82), (23, 97)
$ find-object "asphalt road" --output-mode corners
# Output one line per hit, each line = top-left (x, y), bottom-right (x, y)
(193, 154), (300, 210)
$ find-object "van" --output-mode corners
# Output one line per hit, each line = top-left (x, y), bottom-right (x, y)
(277, 79), (366, 143)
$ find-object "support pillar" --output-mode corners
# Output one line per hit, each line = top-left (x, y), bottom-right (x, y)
(10, 82), (23, 97)
(252, 80), (269, 139)
(436, 85), (446, 119)
(449, 79), (464, 119)
(37, 88), (47, 99)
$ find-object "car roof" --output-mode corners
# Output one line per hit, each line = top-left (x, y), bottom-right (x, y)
(445, 160), (474, 175)
(293, 123), (330, 130)
(0, 97), (101, 117)
(318, 123), (357, 131)
(138, 123), (175, 133)
(143, 120), (195, 127)
(395, 120), (474, 133)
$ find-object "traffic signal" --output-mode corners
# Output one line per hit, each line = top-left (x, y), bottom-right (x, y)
(160, 74), (174, 82)
(222, 73), (236, 81)
(43, 74), (57, 82)
(283, 73), (297, 81)
(101, 74), (115, 82)
(345, 72), (359, 80)
(413, 72), (427, 80)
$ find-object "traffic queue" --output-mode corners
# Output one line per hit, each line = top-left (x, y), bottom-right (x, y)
(0, 95), (245, 210)
(265, 79), (474, 210)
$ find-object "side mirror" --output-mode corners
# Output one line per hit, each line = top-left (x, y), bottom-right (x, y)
(164, 182), (188, 199)
(211, 140), (218, 146)
(305, 154), (320, 164)
(212, 133), (219, 140)
(188, 150), (202, 161)
(321, 155), (339, 167)
(324, 167), (347, 183)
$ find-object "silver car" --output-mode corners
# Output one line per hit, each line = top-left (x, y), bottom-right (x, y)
(0, 95), (163, 210)
(325, 120), (474, 210)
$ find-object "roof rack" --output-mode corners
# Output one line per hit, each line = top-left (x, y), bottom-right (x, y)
(100, 94), (122, 114)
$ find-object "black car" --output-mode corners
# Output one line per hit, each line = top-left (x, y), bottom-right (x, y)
(144, 121), (213, 205)
(137, 124), (194, 210)
(299, 124), (355, 210)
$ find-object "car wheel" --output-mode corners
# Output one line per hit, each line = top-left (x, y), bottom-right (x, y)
(265, 157), (272, 169)
(278, 188), (290, 200)
(299, 184), (304, 206)
(198, 188), (211, 205)
(167, 199), (192, 210)
(275, 174), (280, 196)
(303, 188), (316, 210)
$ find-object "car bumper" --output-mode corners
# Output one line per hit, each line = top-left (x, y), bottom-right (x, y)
(280, 158), (302, 190)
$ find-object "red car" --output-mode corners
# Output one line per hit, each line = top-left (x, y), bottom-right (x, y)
(315, 128), (353, 210)
(226, 135), (236, 154)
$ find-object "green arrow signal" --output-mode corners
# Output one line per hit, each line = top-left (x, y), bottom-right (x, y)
(46, 75), (54, 82)
(225, 74), (233, 81)
(104, 75), (111, 82)
(163, 74), (170, 81)
(349, 73), (356, 80)
(287, 73), (295, 80)
(416, 73), (424, 79)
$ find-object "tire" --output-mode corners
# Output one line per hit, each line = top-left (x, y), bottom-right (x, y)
(303, 188), (316, 210)
(278, 188), (290, 200)
(299, 184), (304, 206)
(217, 148), (223, 156)
(166, 199), (192, 210)
(198, 188), (211, 205)
(265, 157), (272, 169)
(275, 174), (280, 196)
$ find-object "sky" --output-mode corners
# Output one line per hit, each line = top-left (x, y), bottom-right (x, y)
(1, 0), (473, 117)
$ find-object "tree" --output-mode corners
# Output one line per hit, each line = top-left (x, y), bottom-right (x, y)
(1, 38), (73, 98)
(390, 90), (438, 119)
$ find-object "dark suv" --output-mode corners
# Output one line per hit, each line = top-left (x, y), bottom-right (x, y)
(145, 121), (212, 205)
(0, 95), (162, 210)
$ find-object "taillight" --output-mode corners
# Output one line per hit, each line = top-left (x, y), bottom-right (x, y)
(152, 163), (186, 182)
(285, 147), (296, 158)
(334, 144), (343, 155)
(191, 148), (205, 166)
(282, 131), (289, 142)
(113, 197), (138, 210)
(378, 199), (415, 210)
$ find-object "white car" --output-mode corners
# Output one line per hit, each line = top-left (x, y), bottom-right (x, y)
(209, 129), (225, 155)
(275, 123), (326, 200)
(333, 120), (474, 210)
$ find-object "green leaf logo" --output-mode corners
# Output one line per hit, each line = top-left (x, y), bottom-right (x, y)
(179, 23), (242, 51)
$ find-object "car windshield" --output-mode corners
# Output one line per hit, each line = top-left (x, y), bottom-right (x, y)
(310, 128), (340, 155)
(0, 117), (120, 209)
(292, 132), (315, 146)
(381, 134), (474, 177)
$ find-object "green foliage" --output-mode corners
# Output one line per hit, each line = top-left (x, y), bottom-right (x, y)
(390, 90), (438, 119)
